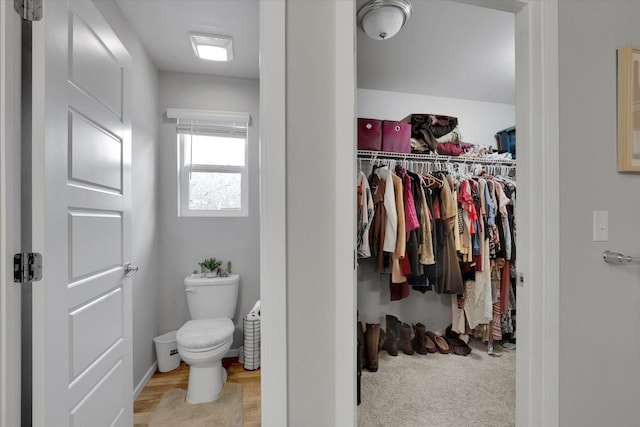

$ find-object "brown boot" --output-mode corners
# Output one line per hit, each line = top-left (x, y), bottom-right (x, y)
(365, 323), (380, 372)
(382, 315), (400, 356)
(412, 323), (428, 355)
(378, 328), (386, 352)
(357, 322), (366, 369)
(399, 322), (414, 355)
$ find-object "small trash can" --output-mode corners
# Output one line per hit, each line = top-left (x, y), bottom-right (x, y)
(154, 331), (180, 373)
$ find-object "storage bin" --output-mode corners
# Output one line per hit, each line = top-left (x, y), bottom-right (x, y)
(153, 331), (181, 373)
(381, 120), (411, 153)
(357, 118), (382, 151)
(495, 126), (516, 158)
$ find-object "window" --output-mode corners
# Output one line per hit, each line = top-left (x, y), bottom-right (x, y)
(168, 109), (250, 217)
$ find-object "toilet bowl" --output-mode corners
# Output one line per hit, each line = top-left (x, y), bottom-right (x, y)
(175, 274), (239, 404)
(177, 318), (234, 403)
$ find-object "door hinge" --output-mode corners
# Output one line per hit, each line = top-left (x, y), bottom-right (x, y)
(13, 0), (43, 21)
(13, 252), (42, 284)
(517, 272), (524, 287)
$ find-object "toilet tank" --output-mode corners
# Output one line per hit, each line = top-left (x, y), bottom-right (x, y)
(184, 274), (239, 320)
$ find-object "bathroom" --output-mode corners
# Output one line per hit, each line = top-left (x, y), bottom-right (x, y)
(1, 0), (262, 424)
(111, 0), (262, 408)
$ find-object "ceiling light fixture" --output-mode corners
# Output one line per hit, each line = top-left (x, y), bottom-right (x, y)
(357, 0), (412, 41)
(190, 32), (234, 62)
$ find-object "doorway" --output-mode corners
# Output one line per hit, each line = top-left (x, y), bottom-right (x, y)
(259, 0), (559, 425)
(355, 1), (517, 424)
(324, 0), (559, 425)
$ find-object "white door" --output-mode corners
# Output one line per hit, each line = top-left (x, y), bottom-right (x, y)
(31, 0), (133, 425)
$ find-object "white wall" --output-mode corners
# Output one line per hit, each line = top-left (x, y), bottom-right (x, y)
(93, 0), (161, 390)
(558, 1), (640, 425)
(157, 72), (260, 350)
(357, 88), (515, 149)
(356, 89), (515, 330)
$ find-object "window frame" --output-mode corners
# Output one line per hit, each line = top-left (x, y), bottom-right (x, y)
(169, 109), (250, 218)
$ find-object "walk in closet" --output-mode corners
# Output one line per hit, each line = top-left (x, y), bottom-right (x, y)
(355, 1), (517, 424)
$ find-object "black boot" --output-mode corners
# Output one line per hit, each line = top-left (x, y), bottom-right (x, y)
(382, 315), (400, 356)
(365, 323), (380, 372)
(357, 321), (366, 370)
(412, 323), (428, 355)
(399, 322), (414, 355)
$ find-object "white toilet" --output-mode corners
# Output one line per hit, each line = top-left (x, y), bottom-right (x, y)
(176, 274), (239, 403)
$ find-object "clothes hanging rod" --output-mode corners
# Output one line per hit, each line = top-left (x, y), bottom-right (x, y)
(357, 150), (516, 166)
(602, 250), (640, 264)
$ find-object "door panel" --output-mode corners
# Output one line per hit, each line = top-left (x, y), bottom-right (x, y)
(32, 0), (132, 425)
(69, 112), (123, 192)
(69, 359), (126, 427)
(69, 288), (123, 378)
(69, 12), (123, 116)
(69, 210), (122, 279)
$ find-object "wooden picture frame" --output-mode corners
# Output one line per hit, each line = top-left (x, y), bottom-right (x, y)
(617, 45), (640, 172)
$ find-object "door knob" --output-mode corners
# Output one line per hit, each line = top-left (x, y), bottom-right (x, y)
(124, 262), (139, 277)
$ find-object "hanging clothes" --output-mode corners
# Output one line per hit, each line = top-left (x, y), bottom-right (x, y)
(357, 171), (374, 258)
(367, 172), (387, 272)
(356, 153), (516, 338)
(435, 172), (464, 294)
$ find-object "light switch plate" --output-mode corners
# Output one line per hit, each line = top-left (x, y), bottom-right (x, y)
(593, 210), (608, 242)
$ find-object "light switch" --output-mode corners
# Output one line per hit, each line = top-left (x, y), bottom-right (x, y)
(593, 210), (608, 242)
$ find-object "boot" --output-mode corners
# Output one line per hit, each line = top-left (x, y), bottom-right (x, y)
(382, 315), (400, 356)
(378, 328), (386, 352)
(357, 322), (366, 370)
(399, 322), (414, 355)
(412, 323), (428, 355)
(365, 323), (380, 372)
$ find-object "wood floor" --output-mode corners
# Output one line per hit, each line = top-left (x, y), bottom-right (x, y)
(134, 358), (261, 426)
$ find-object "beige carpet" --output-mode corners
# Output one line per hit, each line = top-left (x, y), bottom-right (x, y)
(358, 338), (515, 427)
(149, 383), (243, 427)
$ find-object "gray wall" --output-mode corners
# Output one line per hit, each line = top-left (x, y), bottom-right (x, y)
(558, 1), (640, 425)
(157, 72), (260, 350)
(286, 1), (339, 424)
(93, 1), (161, 391)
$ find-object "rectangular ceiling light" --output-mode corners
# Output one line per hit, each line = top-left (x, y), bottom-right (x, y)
(190, 32), (233, 62)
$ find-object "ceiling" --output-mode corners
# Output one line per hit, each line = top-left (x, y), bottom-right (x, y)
(115, 0), (260, 79)
(115, 0), (514, 105)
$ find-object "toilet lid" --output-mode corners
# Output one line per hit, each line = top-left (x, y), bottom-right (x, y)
(177, 318), (234, 350)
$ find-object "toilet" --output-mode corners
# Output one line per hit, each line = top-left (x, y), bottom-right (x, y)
(176, 274), (239, 403)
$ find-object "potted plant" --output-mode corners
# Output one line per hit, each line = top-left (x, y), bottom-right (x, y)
(199, 257), (222, 277)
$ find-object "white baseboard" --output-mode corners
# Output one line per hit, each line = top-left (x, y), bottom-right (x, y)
(134, 362), (158, 400)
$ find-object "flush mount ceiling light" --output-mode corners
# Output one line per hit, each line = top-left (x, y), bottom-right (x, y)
(357, 0), (412, 40)
(190, 32), (234, 61)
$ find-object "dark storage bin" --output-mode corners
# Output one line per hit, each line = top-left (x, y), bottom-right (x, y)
(495, 126), (516, 158)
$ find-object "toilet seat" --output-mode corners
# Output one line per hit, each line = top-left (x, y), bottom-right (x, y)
(177, 318), (234, 351)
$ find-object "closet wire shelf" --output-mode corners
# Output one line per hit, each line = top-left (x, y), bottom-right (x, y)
(356, 150), (516, 165)
(602, 250), (640, 264)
